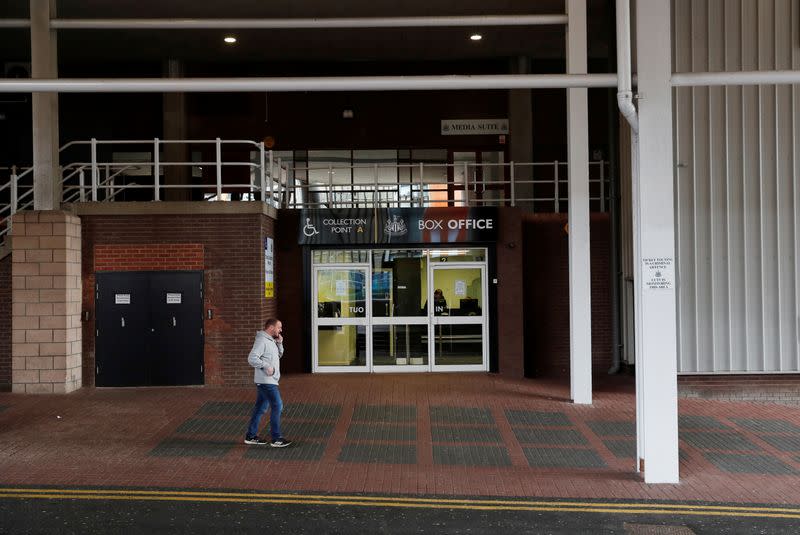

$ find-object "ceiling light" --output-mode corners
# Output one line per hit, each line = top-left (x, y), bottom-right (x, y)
(470, 34), (482, 41)
(223, 36), (237, 44)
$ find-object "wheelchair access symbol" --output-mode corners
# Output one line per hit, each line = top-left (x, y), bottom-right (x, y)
(303, 218), (320, 237)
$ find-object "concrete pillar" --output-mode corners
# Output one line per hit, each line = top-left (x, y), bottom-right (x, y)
(634, 0), (680, 483)
(163, 59), (190, 201)
(567, 0), (592, 404)
(30, 0), (60, 211)
(508, 57), (533, 207)
(11, 211), (82, 394)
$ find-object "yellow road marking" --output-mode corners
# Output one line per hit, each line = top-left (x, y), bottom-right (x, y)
(0, 488), (799, 519)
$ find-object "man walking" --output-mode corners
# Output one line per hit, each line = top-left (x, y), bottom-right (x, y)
(244, 318), (292, 447)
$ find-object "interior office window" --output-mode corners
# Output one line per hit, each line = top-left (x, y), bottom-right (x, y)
(371, 249), (427, 317)
(410, 149), (448, 206)
(353, 150), (398, 206)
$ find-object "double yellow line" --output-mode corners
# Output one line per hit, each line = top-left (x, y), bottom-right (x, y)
(1, 488), (799, 520)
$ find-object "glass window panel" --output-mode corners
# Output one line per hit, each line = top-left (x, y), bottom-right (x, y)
(317, 325), (367, 367)
(372, 325), (428, 366)
(312, 250), (371, 264)
(433, 324), (483, 366)
(370, 250), (427, 317)
(431, 267), (482, 317)
(428, 248), (486, 262)
(353, 150), (398, 185)
(316, 268), (366, 318)
(308, 150), (351, 185)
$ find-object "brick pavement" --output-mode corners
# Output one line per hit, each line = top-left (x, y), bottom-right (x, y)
(1, 374), (799, 504)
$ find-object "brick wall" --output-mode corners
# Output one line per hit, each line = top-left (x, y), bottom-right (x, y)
(523, 212), (613, 376)
(82, 212), (276, 387)
(678, 375), (800, 406)
(0, 255), (11, 390)
(496, 208), (525, 377)
(95, 244), (204, 271)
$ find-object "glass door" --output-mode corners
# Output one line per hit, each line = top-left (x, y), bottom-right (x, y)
(371, 251), (430, 373)
(429, 264), (488, 372)
(312, 265), (371, 373)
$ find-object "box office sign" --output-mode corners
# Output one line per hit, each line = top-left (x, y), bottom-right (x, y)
(298, 207), (498, 245)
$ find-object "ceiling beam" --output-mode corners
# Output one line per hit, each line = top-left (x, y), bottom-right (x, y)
(0, 73), (618, 93)
(2, 15), (568, 30)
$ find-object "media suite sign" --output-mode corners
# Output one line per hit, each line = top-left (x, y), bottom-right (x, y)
(299, 207), (498, 245)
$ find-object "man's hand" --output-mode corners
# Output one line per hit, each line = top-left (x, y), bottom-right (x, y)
(267, 366), (275, 376)
(275, 334), (283, 344)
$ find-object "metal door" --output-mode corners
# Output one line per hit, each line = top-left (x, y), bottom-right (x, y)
(95, 272), (150, 387)
(95, 271), (204, 386)
(149, 272), (204, 385)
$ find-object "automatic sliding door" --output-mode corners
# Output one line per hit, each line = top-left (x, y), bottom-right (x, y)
(312, 266), (370, 372)
(429, 264), (487, 371)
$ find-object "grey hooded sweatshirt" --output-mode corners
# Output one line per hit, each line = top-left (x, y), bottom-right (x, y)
(247, 330), (284, 385)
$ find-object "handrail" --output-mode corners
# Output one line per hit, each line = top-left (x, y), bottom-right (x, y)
(1, 138), (613, 248)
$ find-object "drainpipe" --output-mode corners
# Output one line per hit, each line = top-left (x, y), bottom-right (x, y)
(609, 0), (638, 374)
(616, 0), (638, 136)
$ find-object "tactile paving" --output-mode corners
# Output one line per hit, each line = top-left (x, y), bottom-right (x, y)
(522, 447), (606, 469)
(429, 406), (494, 425)
(603, 439), (636, 459)
(703, 452), (798, 475)
(352, 404), (417, 422)
(756, 434), (800, 452)
(431, 426), (502, 443)
(505, 410), (572, 427)
(729, 418), (800, 435)
(433, 445), (511, 467)
(586, 421), (636, 437)
(679, 415), (730, 430)
(512, 428), (588, 445)
(681, 431), (760, 451)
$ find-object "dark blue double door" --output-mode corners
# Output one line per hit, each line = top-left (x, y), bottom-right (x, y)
(95, 271), (204, 387)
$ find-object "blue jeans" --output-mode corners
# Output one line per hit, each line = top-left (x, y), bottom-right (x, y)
(246, 384), (283, 440)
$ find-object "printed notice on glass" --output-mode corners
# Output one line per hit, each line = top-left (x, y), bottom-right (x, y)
(115, 294), (131, 305)
(642, 257), (674, 290)
(335, 279), (347, 296)
(166, 293), (182, 304)
(455, 280), (467, 296)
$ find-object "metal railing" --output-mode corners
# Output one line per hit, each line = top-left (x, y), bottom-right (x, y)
(1, 139), (612, 247)
(284, 160), (609, 211)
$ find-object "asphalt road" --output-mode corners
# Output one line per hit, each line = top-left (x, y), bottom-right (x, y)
(1, 489), (799, 534)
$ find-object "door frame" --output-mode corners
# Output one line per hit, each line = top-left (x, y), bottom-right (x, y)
(428, 263), (489, 372)
(311, 263), (372, 373)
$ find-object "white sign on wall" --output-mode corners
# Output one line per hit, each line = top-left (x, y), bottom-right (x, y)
(264, 237), (274, 298)
(642, 257), (674, 290)
(166, 293), (182, 304)
(441, 119), (509, 136)
(114, 294), (131, 305)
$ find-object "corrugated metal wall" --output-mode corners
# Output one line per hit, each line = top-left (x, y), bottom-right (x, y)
(672, 0), (800, 373)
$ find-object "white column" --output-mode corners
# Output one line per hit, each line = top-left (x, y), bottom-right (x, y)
(30, 0), (60, 211)
(567, 0), (592, 404)
(635, 0), (679, 483)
